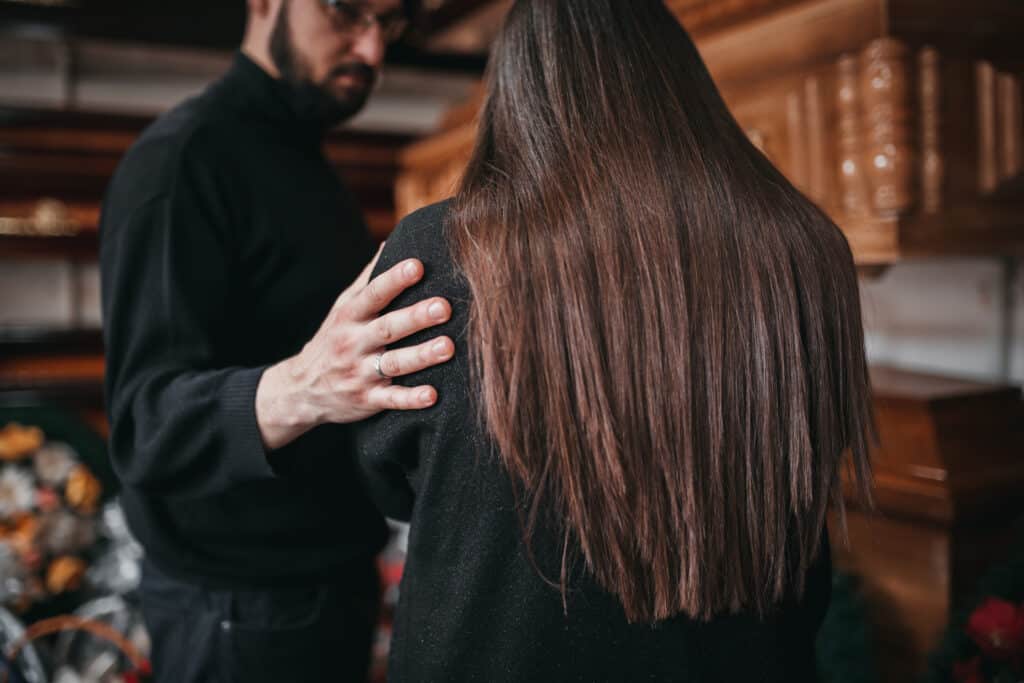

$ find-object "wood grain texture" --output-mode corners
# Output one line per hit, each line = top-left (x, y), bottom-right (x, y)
(977, 61), (1000, 194)
(838, 55), (871, 216)
(997, 72), (1022, 181)
(833, 366), (1024, 679)
(919, 48), (944, 213)
(861, 39), (915, 215)
(0, 108), (412, 257)
(804, 75), (830, 204)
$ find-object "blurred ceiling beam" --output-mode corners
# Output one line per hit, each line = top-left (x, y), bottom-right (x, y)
(419, 0), (500, 37)
(0, 0), (492, 73)
(0, 36), (479, 135)
(424, 0), (508, 55)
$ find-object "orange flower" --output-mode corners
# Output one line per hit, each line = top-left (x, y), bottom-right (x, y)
(65, 466), (102, 514)
(46, 555), (87, 594)
(0, 423), (44, 461)
(9, 514), (39, 558)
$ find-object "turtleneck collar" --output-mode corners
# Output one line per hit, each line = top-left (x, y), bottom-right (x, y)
(213, 52), (340, 146)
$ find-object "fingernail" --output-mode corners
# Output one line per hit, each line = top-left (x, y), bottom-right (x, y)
(429, 302), (447, 319)
(433, 340), (451, 356)
(404, 261), (419, 278)
(420, 390), (435, 404)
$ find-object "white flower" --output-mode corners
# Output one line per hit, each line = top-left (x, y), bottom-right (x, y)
(0, 541), (28, 603)
(39, 511), (95, 555)
(0, 541), (23, 581)
(0, 467), (35, 518)
(33, 442), (77, 487)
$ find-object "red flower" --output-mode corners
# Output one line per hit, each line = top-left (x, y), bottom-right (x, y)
(966, 597), (1024, 662)
(35, 487), (60, 512)
(952, 656), (984, 683)
(122, 659), (152, 683)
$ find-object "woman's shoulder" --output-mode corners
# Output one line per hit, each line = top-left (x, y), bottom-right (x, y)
(397, 198), (454, 232)
(373, 198), (462, 312)
(378, 198), (454, 272)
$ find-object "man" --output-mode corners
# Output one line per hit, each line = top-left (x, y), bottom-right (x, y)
(99, 1), (452, 680)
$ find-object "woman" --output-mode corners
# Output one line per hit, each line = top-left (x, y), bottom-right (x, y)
(356, 0), (873, 680)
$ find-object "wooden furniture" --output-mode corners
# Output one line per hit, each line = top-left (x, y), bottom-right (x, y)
(0, 331), (107, 434)
(831, 367), (1024, 679)
(0, 108), (412, 430)
(395, 0), (1024, 265)
(0, 108), (411, 246)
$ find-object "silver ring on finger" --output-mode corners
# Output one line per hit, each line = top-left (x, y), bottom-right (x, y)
(374, 353), (393, 380)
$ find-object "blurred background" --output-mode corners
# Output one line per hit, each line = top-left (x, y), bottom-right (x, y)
(0, 1), (1022, 682)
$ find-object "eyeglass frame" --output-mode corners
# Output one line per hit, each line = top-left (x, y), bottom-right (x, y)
(321, 0), (410, 43)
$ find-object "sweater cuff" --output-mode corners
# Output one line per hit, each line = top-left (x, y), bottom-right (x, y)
(219, 365), (277, 481)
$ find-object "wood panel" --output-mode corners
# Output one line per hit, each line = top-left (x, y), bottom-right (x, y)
(830, 367), (1024, 679)
(0, 108), (412, 260)
(0, 108), (411, 433)
(395, 0), (1024, 264)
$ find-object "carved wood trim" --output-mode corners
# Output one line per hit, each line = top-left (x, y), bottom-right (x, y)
(918, 48), (944, 214)
(838, 55), (870, 216)
(804, 76), (829, 204)
(697, 0), (884, 91)
(861, 39), (915, 216)
(396, 14), (1024, 263)
(0, 199), (82, 236)
(667, 0), (807, 37)
(785, 90), (808, 191)
(977, 61), (1000, 194)
(997, 72), (1022, 182)
(977, 62), (1024, 194)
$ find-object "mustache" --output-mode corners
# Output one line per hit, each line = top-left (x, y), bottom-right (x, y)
(328, 63), (376, 87)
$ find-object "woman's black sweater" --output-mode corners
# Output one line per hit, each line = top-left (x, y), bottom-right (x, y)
(355, 199), (831, 682)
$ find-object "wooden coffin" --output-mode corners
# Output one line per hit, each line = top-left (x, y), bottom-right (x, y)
(834, 366), (1024, 679)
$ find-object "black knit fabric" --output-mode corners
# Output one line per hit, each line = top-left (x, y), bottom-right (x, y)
(356, 199), (832, 682)
(100, 53), (387, 587)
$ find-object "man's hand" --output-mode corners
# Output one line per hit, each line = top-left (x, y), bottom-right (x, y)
(255, 247), (454, 450)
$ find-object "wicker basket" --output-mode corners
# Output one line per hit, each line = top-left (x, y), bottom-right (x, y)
(2, 615), (150, 683)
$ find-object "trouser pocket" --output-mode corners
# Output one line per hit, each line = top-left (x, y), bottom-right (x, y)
(139, 559), (379, 683)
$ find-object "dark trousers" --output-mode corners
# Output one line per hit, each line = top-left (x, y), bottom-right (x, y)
(139, 558), (380, 683)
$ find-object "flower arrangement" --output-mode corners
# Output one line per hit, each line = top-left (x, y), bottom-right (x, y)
(0, 422), (103, 612)
(951, 597), (1024, 683)
(925, 525), (1024, 683)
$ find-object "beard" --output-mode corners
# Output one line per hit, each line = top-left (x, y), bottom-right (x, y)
(268, 3), (377, 127)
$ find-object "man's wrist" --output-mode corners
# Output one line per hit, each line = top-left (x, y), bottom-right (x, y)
(255, 357), (319, 451)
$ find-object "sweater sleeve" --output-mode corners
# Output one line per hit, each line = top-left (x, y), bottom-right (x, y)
(354, 201), (462, 521)
(100, 138), (276, 499)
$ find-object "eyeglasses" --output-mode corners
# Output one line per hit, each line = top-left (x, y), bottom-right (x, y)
(322, 0), (410, 43)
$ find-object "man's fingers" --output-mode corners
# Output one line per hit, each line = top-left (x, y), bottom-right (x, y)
(362, 297), (451, 351)
(348, 258), (425, 320)
(331, 243), (385, 313)
(371, 337), (455, 379)
(366, 384), (438, 411)
(353, 242), (386, 291)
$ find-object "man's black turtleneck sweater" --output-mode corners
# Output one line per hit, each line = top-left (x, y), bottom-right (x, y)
(100, 53), (387, 586)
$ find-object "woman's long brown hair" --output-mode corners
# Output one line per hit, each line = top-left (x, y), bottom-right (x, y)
(449, 0), (874, 623)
